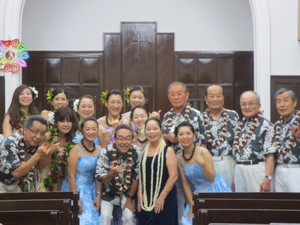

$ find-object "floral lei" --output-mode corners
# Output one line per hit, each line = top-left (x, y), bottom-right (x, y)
(16, 109), (28, 134)
(44, 124), (75, 191)
(165, 104), (191, 134)
(124, 87), (132, 104)
(139, 139), (166, 211)
(203, 108), (229, 148)
(112, 145), (134, 194)
(233, 113), (262, 152)
(18, 137), (38, 191)
(274, 111), (300, 155)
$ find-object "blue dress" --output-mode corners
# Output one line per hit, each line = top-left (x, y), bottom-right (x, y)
(61, 145), (100, 225)
(179, 153), (231, 225)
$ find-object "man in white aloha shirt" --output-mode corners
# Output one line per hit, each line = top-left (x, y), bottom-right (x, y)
(233, 91), (275, 192)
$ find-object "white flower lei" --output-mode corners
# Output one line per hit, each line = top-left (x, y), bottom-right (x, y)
(233, 114), (261, 152)
(73, 98), (80, 112)
(29, 86), (38, 99)
(274, 111), (300, 155)
(203, 108), (229, 148)
(139, 138), (166, 211)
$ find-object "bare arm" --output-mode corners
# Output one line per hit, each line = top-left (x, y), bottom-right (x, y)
(260, 153), (275, 192)
(3, 114), (13, 138)
(196, 147), (215, 182)
(67, 146), (79, 192)
(178, 157), (193, 208)
(155, 147), (178, 213)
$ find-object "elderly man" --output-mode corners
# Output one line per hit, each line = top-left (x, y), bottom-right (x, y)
(162, 81), (205, 224)
(202, 84), (239, 186)
(162, 81), (205, 151)
(233, 91), (275, 192)
(96, 124), (140, 225)
(274, 88), (300, 192)
(0, 115), (49, 192)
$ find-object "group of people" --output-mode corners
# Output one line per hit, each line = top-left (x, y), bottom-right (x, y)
(0, 81), (299, 225)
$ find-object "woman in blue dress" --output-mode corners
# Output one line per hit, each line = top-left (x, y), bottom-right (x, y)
(175, 121), (231, 225)
(61, 116), (101, 225)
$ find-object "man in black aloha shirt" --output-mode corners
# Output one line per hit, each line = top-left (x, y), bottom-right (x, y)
(96, 124), (140, 225)
(161, 81), (205, 224)
(233, 91), (275, 192)
(274, 88), (300, 192)
(203, 84), (239, 186)
(0, 115), (49, 192)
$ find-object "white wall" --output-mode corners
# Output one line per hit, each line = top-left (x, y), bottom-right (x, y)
(22, 0), (253, 51)
(268, 0), (300, 75)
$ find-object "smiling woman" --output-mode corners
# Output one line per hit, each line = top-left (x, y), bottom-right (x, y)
(2, 85), (39, 138)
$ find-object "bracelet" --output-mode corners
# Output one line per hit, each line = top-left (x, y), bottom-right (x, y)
(97, 191), (101, 195)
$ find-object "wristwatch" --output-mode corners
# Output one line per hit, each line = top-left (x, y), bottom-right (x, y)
(265, 175), (272, 180)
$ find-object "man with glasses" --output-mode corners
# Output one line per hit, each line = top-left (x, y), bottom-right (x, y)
(0, 115), (49, 192)
(96, 124), (140, 225)
(233, 91), (275, 192)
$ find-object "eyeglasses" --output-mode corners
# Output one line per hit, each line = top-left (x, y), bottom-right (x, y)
(27, 126), (46, 137)
(115, 136), (132, 142)
(240, 102), (258, 107)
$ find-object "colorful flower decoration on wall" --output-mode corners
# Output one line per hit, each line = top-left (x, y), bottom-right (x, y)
(0, 39), (30, 73)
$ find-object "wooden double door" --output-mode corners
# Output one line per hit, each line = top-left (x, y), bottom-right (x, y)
(22, 22), (253, 119)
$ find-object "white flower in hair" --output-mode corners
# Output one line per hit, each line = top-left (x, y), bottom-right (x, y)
(48, 111), (55, 125)
(29, 86), (38, 99)
(73, 99), (80, 112)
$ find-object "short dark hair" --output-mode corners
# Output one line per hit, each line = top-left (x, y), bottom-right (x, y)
(274, 88), (297, 103)
(145, 117), (161, 130)
(51, 88), (69, 101)
(114, 124), (133, 138)
(205, 84), (224, 97)
(107, 89), (123, 102)
(25, 115), (48, 128)
(55, 107), (78, 141)
(174, 121), (195, 137)
(130, 104), (149, 120)
(80, 116), (98, 130)
(130, 86), (147, 99)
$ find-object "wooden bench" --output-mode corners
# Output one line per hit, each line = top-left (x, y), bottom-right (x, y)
(198, 209), (300, 225)
(193, 192), (300, 225)
(0, 210), (60, 225)
(0, 192), (79, 225)
(0, 199), (71, 225)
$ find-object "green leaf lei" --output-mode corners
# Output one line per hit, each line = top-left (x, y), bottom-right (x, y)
(44, 124), (75, 191)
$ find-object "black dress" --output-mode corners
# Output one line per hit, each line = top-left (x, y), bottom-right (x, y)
(137, 146), (178, 225)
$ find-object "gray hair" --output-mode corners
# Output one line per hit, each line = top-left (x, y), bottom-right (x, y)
(25, 115), (48, 128)
(240, 90), (261, 104)
(274, 88), (297, 102)
(168, 81), (188, 92)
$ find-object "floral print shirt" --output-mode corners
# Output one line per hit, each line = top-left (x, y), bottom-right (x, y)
(275, 115), (300, 164)
(234, 117), (275, 161)
(162, 106), (205, 152)
(0, 134), (39, 190)
(202, 109), (239, 157)
(95, 144), (141, 205)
